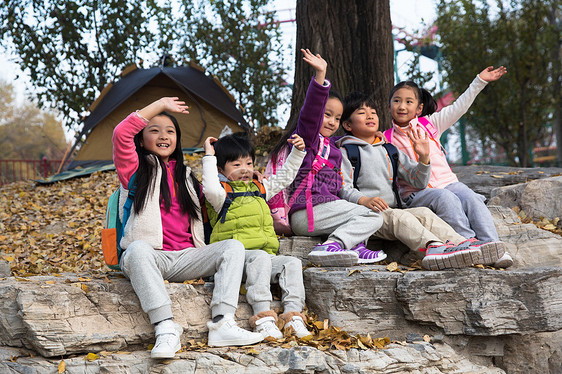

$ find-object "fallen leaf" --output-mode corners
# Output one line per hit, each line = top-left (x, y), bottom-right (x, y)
(85, 352), (99, 361)
(58, 360), (66, 373)
(491, 175), (504, 179)
(385, 262), (399, 272)
(348, 269), (361, 276)
(423, 335), (431, 342)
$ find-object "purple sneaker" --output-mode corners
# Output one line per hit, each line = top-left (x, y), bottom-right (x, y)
(308, 242), (359, 267)
(351, 243), (387, 264)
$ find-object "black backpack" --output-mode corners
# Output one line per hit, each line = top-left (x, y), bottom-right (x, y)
(342, 143), (403, 209)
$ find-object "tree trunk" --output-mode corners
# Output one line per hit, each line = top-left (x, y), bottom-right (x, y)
(289, 0), (394, 131)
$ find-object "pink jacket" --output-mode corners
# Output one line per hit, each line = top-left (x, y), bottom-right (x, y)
(385, 75), (488, 198)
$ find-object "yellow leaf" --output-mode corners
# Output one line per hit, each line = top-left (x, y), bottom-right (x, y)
(45, 280), (55, 284)
(78, 277), (91, 282)
(491, 175), (504, 179)
(423, 335), (431, 342)
(239, 284), (247, 295)
(357, 339), (368, 350)
(474, 264), (485, 269)
(58, 359), (66, 373)
(86, 352), (99, 361)
(544, 224), (556, 230)
(348, 269), (361, 276)
(247, 348), (259, 355)
(3, 256), (14, 262)
(81, 284), (89, 292)
(385, 262), (399, 272)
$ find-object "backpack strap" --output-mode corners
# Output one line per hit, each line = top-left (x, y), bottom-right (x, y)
(217, 180), (266, 223)
(383, 128), (394, 143)
(117, 172), (137, 261)
(342, 144), (361, 189)
(416, 116), (439, 139)
(382, 143), (403, 209)
(288, 136), (339, 232)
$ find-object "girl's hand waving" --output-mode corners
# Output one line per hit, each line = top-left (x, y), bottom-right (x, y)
(301, 48), (327, 85)
(287, 134), (306, 151)
(408, 128), (430, 165)
(158, 97), (190, 114)
(478, 66), (507, 82)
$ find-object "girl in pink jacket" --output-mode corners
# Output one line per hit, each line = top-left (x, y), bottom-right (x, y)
(384, 66), (512, 268)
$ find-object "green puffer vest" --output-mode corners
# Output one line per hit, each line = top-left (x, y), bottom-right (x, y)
(206, 180), (279, 254)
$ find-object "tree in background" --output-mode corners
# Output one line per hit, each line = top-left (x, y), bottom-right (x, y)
(0, 0), (287, 130)
(0, 81), (67, 160)
(0, 0), (157, 131)
(289, 0), (394, 130)
(173, 0), (288, 127)
(435, 0), (560, 167)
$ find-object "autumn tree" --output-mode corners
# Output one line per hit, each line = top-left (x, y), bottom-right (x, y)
(0, 81), (67, 161)
(0, 0), (287, 130)
(435, 0), (560, 167)
(289, 0), (394, 129)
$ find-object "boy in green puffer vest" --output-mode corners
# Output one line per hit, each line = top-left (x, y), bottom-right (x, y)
(202, 133), (313, 340)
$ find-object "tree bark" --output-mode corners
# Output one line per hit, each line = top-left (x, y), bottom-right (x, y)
(289, 0), (394, 130)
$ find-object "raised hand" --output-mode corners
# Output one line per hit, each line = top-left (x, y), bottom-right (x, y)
(287, 133), (306, 151)
(204, 136), (217, 156)
(478, 66), (507, 82)
(408, 128), (430, 165)
(158, 97), (190, 114)
(301, 48), (327, 85)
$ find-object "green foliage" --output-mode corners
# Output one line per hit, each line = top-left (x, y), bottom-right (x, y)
(0, 0), (287, 131)
(172, 0), (289, 128)
(0, 81), (68, 160)
(435, 0), (560, 166)
(0, 0), (159, 130)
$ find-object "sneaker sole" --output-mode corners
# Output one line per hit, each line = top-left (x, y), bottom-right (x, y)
(150, 343), (181, 359)
(308, 251), (359, 267)
(357, 252), (388, 264)
(422, 248), (481, 271)
(207, 335), (263, 347)
(477, 242), (506, 265)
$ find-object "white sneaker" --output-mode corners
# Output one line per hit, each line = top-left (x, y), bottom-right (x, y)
(151, 320), (182, 359)
(285, 316), (312, 339)
(254, 316), (283, 339)
(207, 315), (264, 347)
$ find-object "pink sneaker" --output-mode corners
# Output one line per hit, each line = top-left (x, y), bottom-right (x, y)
(350, 243), (387, 264)
(422, 242), (481, 270)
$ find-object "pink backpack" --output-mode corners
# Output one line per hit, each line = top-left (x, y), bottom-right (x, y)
(265, 147), (293, 236)
(265, 136), (337, 235)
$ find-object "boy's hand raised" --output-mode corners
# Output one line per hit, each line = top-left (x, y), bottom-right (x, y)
(204, 137), (217, 156)
(478, 66), (507, 82)
(287, 134), (306, 151)
(301, 48), (327, 85)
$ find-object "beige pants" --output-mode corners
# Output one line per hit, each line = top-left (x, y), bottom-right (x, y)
(373, 207), (466, 251)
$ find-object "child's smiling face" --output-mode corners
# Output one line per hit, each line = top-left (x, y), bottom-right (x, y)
(141, 115), (177, 163)
(342, 104), (379, 142)
(219, 155), (254, 182)
(320, 98), (343, 137)
(389, 87), (423, 127)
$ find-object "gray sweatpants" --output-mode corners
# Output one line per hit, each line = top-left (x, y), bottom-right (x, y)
(121, 239), (245, 324)
(291, 199), (383, 249)
(405, 182), (499, 242)
(244, 250), (305, 315)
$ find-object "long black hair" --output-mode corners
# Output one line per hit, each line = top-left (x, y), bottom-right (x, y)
(132, 112), (200, 220)
(270, 90), (343, 160)
(388, 81), (438, 117)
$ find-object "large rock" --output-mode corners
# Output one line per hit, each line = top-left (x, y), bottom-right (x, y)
(0, 343), (506, 374)
(304, 266), (562, 338)
(453, 165), (562, 199)
(0, 274), (268, 357)
(489, 176), (562, 221)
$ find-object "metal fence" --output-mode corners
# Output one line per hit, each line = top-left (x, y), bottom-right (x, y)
(0, 159), (65, 185)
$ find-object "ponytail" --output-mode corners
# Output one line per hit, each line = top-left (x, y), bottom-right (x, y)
(389, 81), (437, 117)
